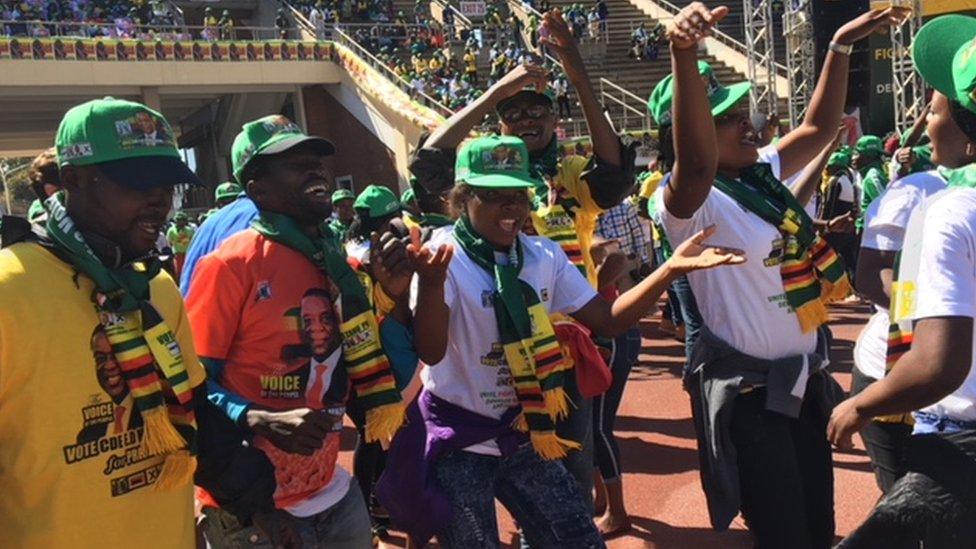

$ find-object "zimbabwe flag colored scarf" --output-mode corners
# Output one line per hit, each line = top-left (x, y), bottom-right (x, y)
(884, 165), (976, 422)
(252, 211), (404, 442)
(527, 139), (587, 276)
(453, 216), (580, 460)
(714, 163), (851, 333)
(43, 192), (197, 490)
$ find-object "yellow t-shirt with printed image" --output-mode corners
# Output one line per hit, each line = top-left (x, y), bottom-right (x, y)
(530, 155), (604, 287)
(0, 243), (205, 549)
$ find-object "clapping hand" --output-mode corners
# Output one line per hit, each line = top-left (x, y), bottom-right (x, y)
(667, 224), (746, 274)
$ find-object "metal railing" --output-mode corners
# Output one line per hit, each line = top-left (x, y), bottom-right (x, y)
(643, 0), (787, 75)
(599, 77), (650, 131)
(331, 26), (455, 117)
(432, 0), (473, 29)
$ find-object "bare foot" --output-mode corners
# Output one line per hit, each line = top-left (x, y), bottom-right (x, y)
(596, 512), (632, 538)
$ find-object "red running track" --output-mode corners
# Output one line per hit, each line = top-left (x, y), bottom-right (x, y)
(338, 302), (879, 548)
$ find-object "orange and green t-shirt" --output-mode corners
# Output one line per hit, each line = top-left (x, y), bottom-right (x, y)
(167, 225), (195, 254)
(185, 228), (351, 513)
(0, 243), (204, 549)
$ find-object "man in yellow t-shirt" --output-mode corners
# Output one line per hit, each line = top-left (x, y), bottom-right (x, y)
(407, 9), (633, 513)
(463, 48), (478, 84)
(0, 98), (275, 548)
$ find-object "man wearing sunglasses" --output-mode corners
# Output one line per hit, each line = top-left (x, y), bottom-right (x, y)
(408, 7), (635, 518)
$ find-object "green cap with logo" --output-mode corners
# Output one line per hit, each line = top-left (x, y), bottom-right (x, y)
(455, 135), (537, 189)
(827, 151), (851, 168)
(647, 61), (751, 127)
(215, 181), (242, 201)
(331, 188), (355, 203)
(354, 185), (401, 218)
(231, 114), (336, 184)
(495, 88), (556, 116)
(401, 187), (416, 204)
(56, 97), (202, 189)
(855, 135), (884, 157)
(913, 15), (976, 115)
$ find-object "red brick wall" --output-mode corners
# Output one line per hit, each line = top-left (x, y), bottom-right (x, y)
(301, 85), (399, 195)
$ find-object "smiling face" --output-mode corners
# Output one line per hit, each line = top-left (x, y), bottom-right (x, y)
(461, 185), (532, 250)
(499, 95), (557, 153)
(61, 165), (174, 257)
(334, 197), (355, 224)
(247, 144), (335, 227)
(135, 112), (156, 135)
(91, 328), (126, 401)
(714, 106), (760, 171)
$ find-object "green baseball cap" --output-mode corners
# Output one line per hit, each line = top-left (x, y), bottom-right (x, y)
(827, 151), (851, 168)
(455, 135), (537, 189)
(913, 15), (976, 115)
(647, 61), (751, 126)
(855, 135), (884, 156)
(332, 188), (355, 203)
(27, 199), (45, 223)
(215, 181), (242, 201)
(56, 97), (202, 190)
(231, 115), (336, 184)
(354, 185), (401, 218)
(401, 187), (416, 204)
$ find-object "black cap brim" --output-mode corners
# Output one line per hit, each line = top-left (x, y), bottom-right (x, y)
(96, 156), (204, 190)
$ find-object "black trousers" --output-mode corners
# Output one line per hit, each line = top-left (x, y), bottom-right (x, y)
(850, 368), (912, 493)
(729, 375), (835, 549)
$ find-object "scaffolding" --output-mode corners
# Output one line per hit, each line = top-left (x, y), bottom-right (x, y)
(783, 0), (815, 128)
(890, 0), (926, 135)
(743, 0), (778, 115)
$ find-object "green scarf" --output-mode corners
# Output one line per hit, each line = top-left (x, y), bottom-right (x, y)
(251, 211), (404, 442)
(453, 216), (579, 459)
(43, 192), (197, 490)
(714, 164), (851, 333)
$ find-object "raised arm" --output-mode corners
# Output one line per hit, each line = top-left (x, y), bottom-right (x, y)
(407, 227), (454, 365)
(423, 64), (550, 152)
(790, 129), (842, 207)
(775, 9), (898, 180)
(662, 3), (727, 218)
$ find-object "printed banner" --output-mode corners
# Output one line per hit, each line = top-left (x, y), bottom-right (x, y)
(0, 38), (333, 62)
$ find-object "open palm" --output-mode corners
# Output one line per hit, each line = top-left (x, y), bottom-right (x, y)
(668, 225), (746, 274)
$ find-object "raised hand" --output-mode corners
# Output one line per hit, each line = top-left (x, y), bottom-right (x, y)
(369, 230), (413, 299)
(833, 7), (904, 45)
(406, 226), (454, 285)
(490, 63), (550, 101)
(667, 2), (729, 50)
(540, 8), (583, 71)
(667, 224), (746, 274)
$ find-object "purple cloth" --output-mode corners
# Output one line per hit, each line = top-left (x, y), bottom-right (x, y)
(375, 389), (525, 545)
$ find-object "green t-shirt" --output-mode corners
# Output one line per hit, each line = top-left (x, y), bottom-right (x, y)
(166, 225), (195, 254)
(857, 165), (888, 231)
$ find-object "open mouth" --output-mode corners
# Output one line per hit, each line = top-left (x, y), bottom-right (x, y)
(304, 182), (331, 200)
(136, 221), (162, 238)
(498, 218), (519, 234)
(517, 129), (541, 141)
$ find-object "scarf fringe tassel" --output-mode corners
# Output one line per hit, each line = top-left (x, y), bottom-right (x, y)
(795, 276), (852, 333)
(154, 450), (196, 491)
(530, 431), (583, 460)
(141, 407), (188, 457)
(543, 387), (571, 421)
(364, 402), (406, 443)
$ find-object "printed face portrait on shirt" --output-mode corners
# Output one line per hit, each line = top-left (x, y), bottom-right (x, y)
(91, 325), (127, 403)
(300, 288), (339, 360)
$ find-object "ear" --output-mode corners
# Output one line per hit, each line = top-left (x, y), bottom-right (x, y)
(245, 178), (266, 206)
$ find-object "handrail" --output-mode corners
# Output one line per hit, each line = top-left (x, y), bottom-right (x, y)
(432, 0), (473, 29)
(639, 0), (787, 74)
(599, 77), (645, 110)
(331, 26), (454, 117)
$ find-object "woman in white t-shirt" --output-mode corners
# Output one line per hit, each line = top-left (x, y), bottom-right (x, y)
(650, 3), (895, 546)
(829, 14), (976, 546)
(403, 135), (743, 548)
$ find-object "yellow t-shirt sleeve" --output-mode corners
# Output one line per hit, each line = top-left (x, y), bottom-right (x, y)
(640, 171), (663, 200)
(558, 155), (602, 219)
(150, 272), (206, 388)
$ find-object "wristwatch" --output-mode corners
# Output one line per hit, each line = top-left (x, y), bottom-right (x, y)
(829, 41), (852, 56)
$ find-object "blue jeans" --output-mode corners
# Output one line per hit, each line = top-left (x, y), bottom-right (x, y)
(201, 483), (372, 548)
(554, 364), (594, 511)
(671, 273), (702, 367)
(593, 330), (637, 481)
(433, 445), (605, 549)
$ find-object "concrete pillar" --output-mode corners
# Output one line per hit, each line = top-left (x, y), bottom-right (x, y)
(141, 86), (161, 111)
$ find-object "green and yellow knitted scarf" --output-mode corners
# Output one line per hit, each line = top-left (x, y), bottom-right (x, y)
(453, 216), (579, 459)
(44, 192), (197, 490)
(251, 211), (404, 442)
(527, 137), (587, 276)
(715, 163), (851, 333)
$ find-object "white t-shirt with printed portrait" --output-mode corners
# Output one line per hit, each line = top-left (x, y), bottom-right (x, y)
(410, 230), (598, 455)
(655, 146), (817, 360)
(854, 170), (947, 380)
(909, 188), (976, 425)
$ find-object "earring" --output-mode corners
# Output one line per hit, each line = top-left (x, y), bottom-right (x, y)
(968, 143), (976, 157)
